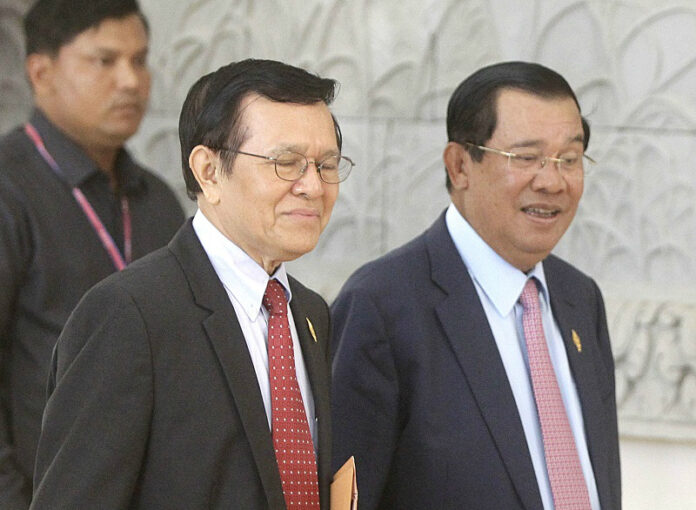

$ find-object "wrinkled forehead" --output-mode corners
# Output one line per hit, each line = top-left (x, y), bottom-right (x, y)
(492, 88), (583, 144)
(237, 93), (337, 148)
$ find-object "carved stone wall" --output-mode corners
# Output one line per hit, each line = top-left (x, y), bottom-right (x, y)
(2, 0), (696, 444)
(0, 0), (32, 134)
(605, 287), (696, 441)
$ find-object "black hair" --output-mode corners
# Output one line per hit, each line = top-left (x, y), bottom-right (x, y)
(178, 58), (341, 200)
(445, 61), (590, 191)
(24, 0), (147, 56)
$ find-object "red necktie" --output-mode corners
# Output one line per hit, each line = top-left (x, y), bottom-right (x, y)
(263, 279), (320, 509)
(519, 278), (591, 510)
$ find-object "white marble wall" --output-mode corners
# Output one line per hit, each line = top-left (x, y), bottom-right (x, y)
(3, 0), (696, 506)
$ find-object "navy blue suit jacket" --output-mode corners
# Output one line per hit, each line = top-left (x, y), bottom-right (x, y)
(331, 212), (621, 509)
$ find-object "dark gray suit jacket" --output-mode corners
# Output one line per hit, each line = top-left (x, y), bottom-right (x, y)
(31, 221), (332, 509)
(331, 212), (621, 510)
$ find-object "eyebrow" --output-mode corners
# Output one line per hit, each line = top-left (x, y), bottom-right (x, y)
(82, 46), (149, 60)
(270, 144), (340, 158)
(91, 44), (150, 55)
(271, 143), (305, 153)
(508, 134), (585, 150)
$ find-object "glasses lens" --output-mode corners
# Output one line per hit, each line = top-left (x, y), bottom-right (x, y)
(508, 152), (586, 176)
(318, 156), (353, 183)
(558, 153), (582, 173)
(274, 152), (307, 180)
(508, 153), (541, 171)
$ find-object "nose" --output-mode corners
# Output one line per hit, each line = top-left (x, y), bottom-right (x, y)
(293, 160), (325, 197)
(531, 159), (566, 193)
(115, 60), (143, 90)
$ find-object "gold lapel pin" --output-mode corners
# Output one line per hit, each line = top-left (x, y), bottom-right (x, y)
(306, 317), (318, 342)
(571, 329), (582, 353)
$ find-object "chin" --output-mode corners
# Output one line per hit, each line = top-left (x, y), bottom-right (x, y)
(108, 116), (143, 134)
(284, 239), (321, 260)
(100, 129), (138, 146)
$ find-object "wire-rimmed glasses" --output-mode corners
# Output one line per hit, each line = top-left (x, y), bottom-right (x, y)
(463, 142), (595, 176)
(214, 148), (354, 184)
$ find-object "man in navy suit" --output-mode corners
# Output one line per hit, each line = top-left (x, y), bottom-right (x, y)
(32, 59), (354, 509)
(331, 62), (621, 509)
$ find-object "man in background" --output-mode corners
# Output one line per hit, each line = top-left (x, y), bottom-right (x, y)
(331, 61), (621, 509)
(0, 0), (184, 506)
(31, 58), (352, 509)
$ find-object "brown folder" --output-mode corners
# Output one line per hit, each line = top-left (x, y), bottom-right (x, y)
(330, 456), (358, 510)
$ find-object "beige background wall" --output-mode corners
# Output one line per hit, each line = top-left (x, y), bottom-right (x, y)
(2, 0), (696, 507)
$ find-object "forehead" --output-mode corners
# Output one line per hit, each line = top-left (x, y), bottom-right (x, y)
(492, 88), (583, 144)
(238, 93), (337, 148)
(61, 14), (148, 54)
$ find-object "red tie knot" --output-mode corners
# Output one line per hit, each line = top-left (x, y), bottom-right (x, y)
(263, 279), (287, 315)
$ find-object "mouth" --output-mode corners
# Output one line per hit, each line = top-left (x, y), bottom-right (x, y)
(111, 102), (143, 114)
(284, 208), (321, 220)
(521, 206), (561, 219)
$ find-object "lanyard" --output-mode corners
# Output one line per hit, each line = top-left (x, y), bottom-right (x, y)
(24, 123), (132, 271)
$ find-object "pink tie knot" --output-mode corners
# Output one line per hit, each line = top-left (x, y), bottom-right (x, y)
(519, 278), (540, 312)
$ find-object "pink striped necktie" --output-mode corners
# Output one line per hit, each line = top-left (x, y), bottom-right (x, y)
(263, 279), (320, 509)
(519, 278), (591, 510)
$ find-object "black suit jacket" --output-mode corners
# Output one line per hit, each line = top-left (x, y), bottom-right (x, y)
(31, 221), (332, 509)
(331, 212), (621, 510)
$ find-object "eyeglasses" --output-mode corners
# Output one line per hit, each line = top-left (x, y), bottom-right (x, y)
(214, 148), (354, 184)
(463, 142), (596, 175)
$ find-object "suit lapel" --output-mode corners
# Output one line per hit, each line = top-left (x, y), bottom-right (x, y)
(427, 215), (543, 510)
(168, 222), (286, 509)
(289, 290), (329, 439)
(545, 263), (613, 509)
(288, 282), (332, 509)
(289, 286), (327, 415)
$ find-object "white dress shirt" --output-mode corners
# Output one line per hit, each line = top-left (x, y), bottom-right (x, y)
(192, 210), (317, 448)
(445, 204), (600, 510)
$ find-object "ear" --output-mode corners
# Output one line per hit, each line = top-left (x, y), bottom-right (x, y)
(443, 141), (470, 191)
(189, 145), (222, 205)
(25, 53), (55, 96)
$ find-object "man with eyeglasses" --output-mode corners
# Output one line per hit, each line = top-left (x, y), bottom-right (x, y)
(31, 59), (351, 509)
(331, 62), (620, 510)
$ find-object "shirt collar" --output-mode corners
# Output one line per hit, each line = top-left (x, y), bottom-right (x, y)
(192, 209), (292, 321)
(29, 109), (146, 195)
(444, 203), (550, 316)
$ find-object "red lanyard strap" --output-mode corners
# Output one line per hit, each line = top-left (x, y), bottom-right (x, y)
(24, 123), (131, 271)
